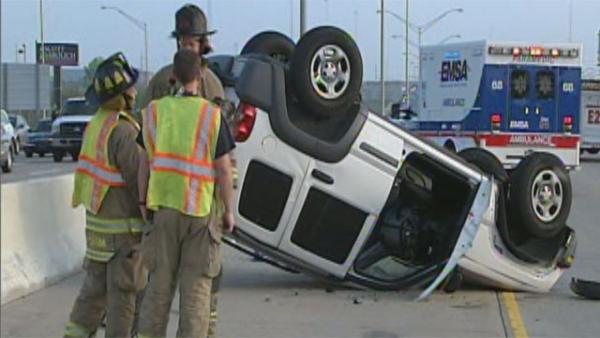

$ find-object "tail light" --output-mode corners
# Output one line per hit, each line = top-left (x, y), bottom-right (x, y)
(563, 115), (573, 133)
(491, 113), (502, 132)
(235, 103), (257, 142)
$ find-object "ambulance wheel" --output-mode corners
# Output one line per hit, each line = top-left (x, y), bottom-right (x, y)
(290, 26), (363, 117)
(508, 153), (571, 239)
(458, 148), (509, 184)
(241, 31), (295, 63)
(443, 140), (457, 152)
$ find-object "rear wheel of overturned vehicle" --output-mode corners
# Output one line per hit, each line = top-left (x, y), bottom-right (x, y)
(508, 153), (571, 239)
(290, 26), (363, 117)
(241, 31), (296, 63)
(53, 151), (64, 163)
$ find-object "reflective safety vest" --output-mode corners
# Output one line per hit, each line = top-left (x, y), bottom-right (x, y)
(143, 96), (221, 217)
(72, 109), (144, 262)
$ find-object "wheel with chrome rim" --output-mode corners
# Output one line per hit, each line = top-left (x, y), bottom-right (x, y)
(508, 153), (572, 239)
(531, 169), (563, 223)
(291, 26), (363, 117)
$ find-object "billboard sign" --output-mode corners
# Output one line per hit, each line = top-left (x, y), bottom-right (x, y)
(36, 43), (79, 66)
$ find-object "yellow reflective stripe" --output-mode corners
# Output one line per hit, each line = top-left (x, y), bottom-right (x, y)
(64, 321), (93, 337)
(86, 224), (143, 234)
(86, 248), (115, 262)
(86, 214), (145, 233)
(86, 214), (144, 225)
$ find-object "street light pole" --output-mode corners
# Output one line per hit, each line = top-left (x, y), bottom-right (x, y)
(101, 6), (149, 84)
(382, 7), (462, 112)
(405, 0), (409, 111)
(380, 0), (385, 116)
(300, 0), (307, 35)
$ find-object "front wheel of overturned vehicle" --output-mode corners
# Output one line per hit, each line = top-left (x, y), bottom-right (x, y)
(290, 26), (363, 117)
(508, 153), (571, 239)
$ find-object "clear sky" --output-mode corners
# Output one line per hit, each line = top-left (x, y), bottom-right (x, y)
(2, 0), (599, 81)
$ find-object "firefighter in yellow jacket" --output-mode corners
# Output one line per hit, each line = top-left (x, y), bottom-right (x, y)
(137, 5), (230, 337)
(137, 49), (235, 338)
(64, 52), (147, 338)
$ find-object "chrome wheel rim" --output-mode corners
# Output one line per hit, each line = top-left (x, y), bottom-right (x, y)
(310, 44), (351, 100)
(531, 169), (563, 222)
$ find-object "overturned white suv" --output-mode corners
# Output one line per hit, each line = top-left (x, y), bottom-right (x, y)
(210, 27), (577, 298)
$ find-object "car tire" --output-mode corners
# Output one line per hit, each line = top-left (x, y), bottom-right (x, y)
(458, 148), (509, 184)
(25, 150), (33, 158)
(290, 26), (363, 116)
(508, 153), (571, 239)
(13, 138), (19, 154)
(2, 146), (14, 173)
(53, 151), (64, 163)
(71, 151), (80, 161)
(241, 31), (296, 63)
(38, 152), (45, 157)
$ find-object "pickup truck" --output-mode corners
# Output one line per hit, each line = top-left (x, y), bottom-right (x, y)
(50, 98), (95, 162)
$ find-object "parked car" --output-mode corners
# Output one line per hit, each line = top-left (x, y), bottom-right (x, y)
(50, 98), (95, 162)
(9, 114), (30, 153)
(209, 27), (576, 298)
(1, 109), (18, 156)
(23, 119), (54, 158)
(1, 110), (15, 172)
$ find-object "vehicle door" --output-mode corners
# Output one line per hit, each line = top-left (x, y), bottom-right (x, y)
(277, 115), (404, 278)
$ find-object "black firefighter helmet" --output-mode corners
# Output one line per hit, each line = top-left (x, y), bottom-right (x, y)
(171, 4), (216, 38)
(85, 52), (139, 106)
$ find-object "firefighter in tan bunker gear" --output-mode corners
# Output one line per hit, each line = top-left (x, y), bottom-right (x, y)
(138, 5), (230, 337)
(137, 49), (235, 338)
(64, 52), (147, 338)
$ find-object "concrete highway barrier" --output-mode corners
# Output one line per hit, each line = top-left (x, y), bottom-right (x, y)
(1, 174), (85, 305)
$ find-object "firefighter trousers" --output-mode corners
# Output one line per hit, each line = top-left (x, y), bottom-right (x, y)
(64, 251), (142, 338)
(138, 207), (221, 338)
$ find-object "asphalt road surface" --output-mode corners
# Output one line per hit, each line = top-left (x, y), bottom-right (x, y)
(1, 155), (599, 338)
(0, 152), (77, 184)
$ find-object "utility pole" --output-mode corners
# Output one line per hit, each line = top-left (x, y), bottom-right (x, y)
(39, 0), (46, 118)
(380, 0), (385, 115)
(300, 0), (307, 35)
(405, 0), (410, 110)
(568, 0), (573, 42)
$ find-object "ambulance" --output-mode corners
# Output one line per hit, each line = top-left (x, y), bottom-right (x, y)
(413, 41), (582, 169)
(580, 79), (600, 154)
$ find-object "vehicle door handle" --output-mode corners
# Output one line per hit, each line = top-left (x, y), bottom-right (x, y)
(311, 169), (334, 185)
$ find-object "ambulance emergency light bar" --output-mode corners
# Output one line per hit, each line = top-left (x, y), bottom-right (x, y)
(488, 45), (579, 58)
